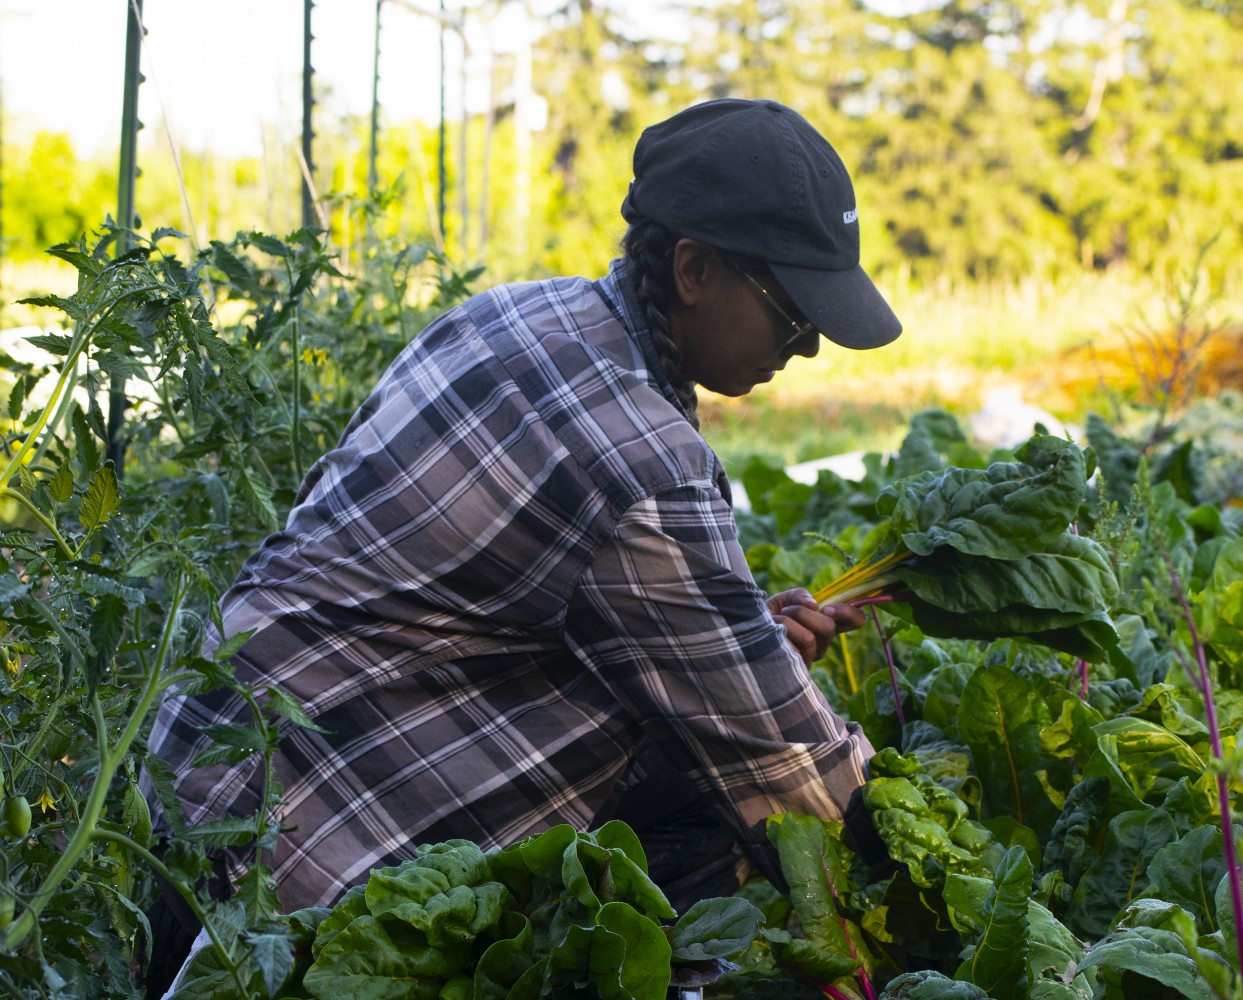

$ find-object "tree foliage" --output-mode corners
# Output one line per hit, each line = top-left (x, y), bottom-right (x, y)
(2, 0), (1240, 293)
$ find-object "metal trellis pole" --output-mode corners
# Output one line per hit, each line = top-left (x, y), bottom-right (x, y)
(109, 0), (144, 474)
(301, 0), (317, 230)
(368, 0), (382, 198)
(438, 0), (447, 245)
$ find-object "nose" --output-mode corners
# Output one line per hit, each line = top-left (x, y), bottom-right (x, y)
(791, 332), (821, 359)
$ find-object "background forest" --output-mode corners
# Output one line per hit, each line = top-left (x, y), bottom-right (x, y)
(3, 0), (1242, 466)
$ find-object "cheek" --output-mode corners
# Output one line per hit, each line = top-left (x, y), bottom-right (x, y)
(688, 329), (771, 396)
(676, 286), (773, 394)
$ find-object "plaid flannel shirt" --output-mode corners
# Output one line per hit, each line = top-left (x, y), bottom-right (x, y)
(146, 258), (873, 910)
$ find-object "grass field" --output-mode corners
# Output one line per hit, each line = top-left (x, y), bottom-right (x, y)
(701, 264), (1241, 474)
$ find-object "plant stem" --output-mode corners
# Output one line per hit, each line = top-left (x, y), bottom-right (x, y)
(868, 607), (906, 729)
(840, 634), (858, 696)
(1, 577), (186, 952)
(91, 827), (253, 997)
(0, 489), (74, 558)
(290, 306), (304, 485)
(823, 840), (877, 1000)
(0, 282), (165, 488)
(1169, 565), (1243, 979)
(0, 327), (92, 487)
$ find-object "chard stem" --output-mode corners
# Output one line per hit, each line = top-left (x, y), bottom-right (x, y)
(840, 633), (858, 696)
(1169, 565), (1243, 979)
(814, 547), (909, 606)
(868, 607), (906, 729)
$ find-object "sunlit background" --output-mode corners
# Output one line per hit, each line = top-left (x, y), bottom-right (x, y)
(2, 0), (1240, 469)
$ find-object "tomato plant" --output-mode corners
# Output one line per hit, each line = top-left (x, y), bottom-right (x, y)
(0, 222), (474, 994)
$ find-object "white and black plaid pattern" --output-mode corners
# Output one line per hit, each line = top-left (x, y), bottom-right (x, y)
(146, 259), (872, 910)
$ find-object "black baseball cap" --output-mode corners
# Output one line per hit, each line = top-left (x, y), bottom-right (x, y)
(621, 98), (901, 350)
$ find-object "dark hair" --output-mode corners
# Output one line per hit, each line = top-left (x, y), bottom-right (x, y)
(620, 218), (700, 429)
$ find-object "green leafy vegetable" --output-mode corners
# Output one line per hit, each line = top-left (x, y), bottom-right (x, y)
(813, 436), (1121, 661)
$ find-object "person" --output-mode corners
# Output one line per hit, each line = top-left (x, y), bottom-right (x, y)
(142, 96), (901, 991)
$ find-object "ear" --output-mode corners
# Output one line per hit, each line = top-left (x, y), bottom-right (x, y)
(670, 239), (718, 308)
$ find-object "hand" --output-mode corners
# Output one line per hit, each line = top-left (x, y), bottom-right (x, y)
(766, 588), (867, 668)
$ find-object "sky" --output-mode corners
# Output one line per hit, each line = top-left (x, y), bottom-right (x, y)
(0, 0), (602, 159)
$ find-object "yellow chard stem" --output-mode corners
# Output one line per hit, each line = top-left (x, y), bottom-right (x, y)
(813, 545), (911, 606)
(840, 633), (857, 695)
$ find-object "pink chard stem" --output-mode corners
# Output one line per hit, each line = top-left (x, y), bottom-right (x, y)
(867, 606), (906, 730)
(825, 856), (878, 1000)
(1169, 566), (1243, 979)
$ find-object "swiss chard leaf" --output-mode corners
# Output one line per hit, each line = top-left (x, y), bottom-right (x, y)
(956, 666), (1069, 836)
(878, 435), (1087, 561)
(765, 813), (871, 986)
(1077, 900), (1235, 1000)
(949, 846), (1033, 1000)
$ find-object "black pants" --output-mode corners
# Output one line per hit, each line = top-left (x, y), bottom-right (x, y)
(606, 743), (746, 914)
(142, 853), (231, 999)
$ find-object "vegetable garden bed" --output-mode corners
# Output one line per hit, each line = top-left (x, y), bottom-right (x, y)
(0, 229), (1239, 999)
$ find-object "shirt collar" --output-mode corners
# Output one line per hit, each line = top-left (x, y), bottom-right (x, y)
(594, 257), (688, 417)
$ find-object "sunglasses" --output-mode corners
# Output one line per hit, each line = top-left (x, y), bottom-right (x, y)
(727, 261), (819, 354)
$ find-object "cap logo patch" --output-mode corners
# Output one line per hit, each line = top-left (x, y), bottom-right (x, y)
(843, 209), (859, 224)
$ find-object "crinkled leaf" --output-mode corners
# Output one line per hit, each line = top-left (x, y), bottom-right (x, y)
(546, 906), (671, 1000)
(1091, 718), (1204, 804)
(1140, 825), (1226, 932)
(312, 884), (367, 959)
(1064, 808), (1178, 941)
(766, 813), (870, 981)
(879, 970), (991, 999)
(473, 912), (536, 1000)
(1040, 777), (1112, 890)
(303, 913), (468, 998)
(878, 435), (1087, 560)
(897, 532), (1117, 617)
(1078, 901), (1235, 1000)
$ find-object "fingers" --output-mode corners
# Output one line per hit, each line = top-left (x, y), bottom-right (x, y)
(819, 602), (868, 634)
(768, 591), (868, 668)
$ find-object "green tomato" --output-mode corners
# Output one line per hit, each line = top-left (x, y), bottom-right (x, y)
(0, 888), (13, 929)
(4, 795), (32, 839)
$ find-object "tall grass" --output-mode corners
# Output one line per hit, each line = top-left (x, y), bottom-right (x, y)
(6, 248), (1236, 477)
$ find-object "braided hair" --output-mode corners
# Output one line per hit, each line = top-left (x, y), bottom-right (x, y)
(620, 218), (700, 430)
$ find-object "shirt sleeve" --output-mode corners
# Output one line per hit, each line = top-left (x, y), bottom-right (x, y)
(563, 484), (874, 878)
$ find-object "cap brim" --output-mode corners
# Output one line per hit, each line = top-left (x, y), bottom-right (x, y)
(770, 262), (902, 350)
